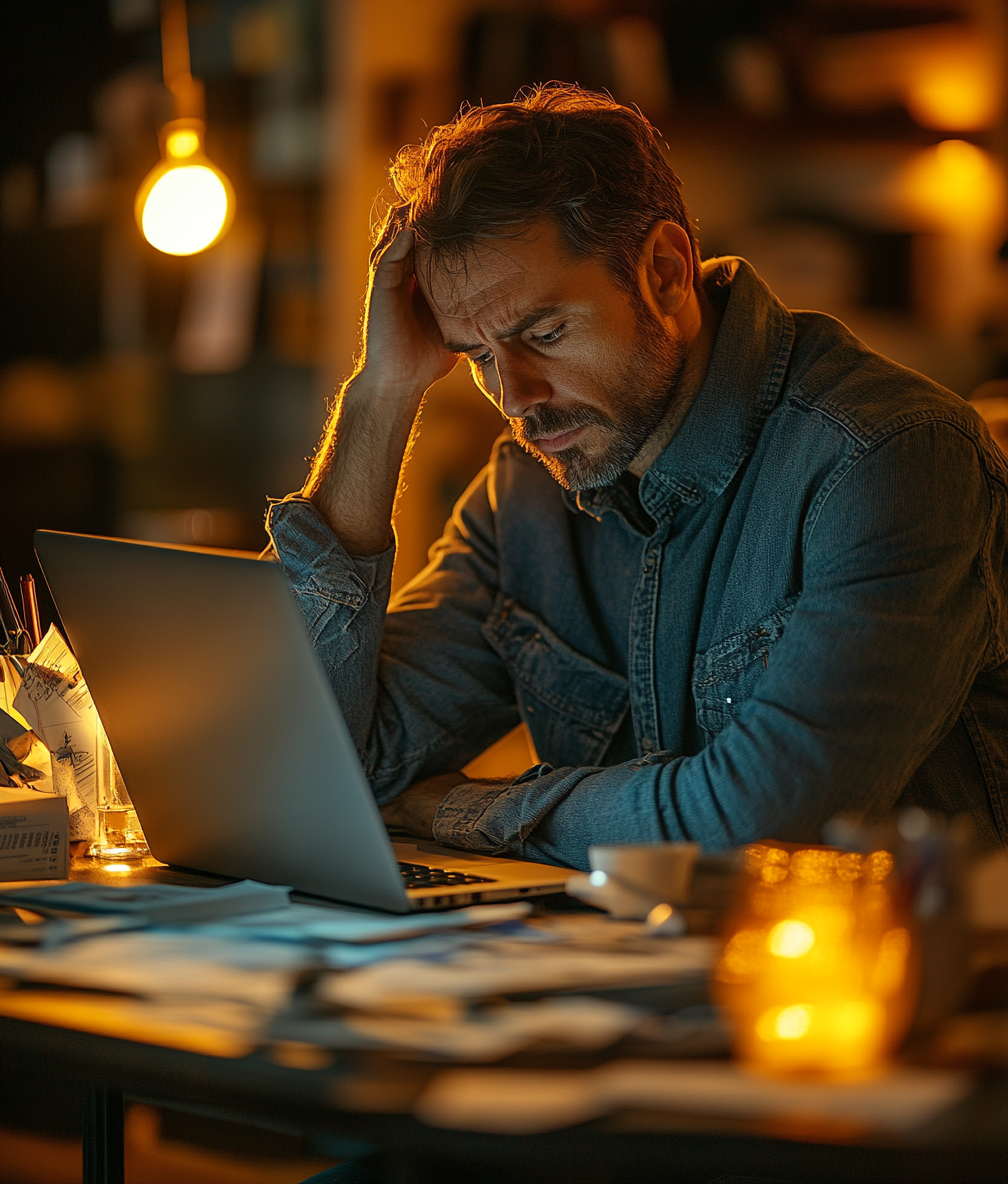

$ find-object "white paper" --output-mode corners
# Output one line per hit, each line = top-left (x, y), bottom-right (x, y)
(415, 1060), (973, 1135)
(199, 900), (532, 944)
(0, 656), (23, 720)
(318, 936), (717, 1010)
(0, 929), (305, 1009)
(272, 997), (644, 1060)
(13, 626), (101, 840)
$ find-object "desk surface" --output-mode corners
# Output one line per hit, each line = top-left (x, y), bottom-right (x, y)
(1, 858), (1006, 1184)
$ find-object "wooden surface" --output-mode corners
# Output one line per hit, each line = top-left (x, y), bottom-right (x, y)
(2, 858), (1007, 1182)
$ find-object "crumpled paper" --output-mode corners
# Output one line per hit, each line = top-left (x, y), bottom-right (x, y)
(13, 626), (102, 841)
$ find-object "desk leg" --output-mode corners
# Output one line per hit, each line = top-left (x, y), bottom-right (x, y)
(82, 1087), (124, 1184)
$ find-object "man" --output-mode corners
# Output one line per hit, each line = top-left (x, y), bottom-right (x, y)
(267, 86), (1008, 868)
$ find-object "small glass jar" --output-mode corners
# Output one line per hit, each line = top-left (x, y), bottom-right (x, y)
(712, 843), (919, 1078)
(89, 725), (148, 862)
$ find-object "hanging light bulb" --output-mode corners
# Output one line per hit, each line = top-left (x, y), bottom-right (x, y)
(136, 0), (235, 256)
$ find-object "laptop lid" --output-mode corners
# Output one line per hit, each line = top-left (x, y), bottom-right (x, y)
(34, 530), (412, 913)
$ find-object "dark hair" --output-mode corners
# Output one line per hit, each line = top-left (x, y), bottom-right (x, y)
(381, 83), (700, 290)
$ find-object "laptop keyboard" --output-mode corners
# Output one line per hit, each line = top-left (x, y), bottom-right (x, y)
(398, 860), (497, 890)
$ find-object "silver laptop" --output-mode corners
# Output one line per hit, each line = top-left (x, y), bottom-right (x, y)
(34, 530), (570, 912)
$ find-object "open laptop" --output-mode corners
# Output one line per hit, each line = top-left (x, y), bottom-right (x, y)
(34, 530), (570, 912)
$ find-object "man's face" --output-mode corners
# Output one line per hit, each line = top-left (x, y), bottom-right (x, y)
(418, 218), (687, 490)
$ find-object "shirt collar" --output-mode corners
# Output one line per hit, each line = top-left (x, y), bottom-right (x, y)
(564, 258), (796, 526)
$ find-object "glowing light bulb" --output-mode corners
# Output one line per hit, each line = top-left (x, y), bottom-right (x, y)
(140, 165), (230, 255)
(135, 119), (235, 256)
(166, 128), (200, 159)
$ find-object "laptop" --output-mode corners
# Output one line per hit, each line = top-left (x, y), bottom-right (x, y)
(34, 530), (571, 912)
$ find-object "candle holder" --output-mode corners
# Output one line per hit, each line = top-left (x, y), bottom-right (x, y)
(712, 843), (919, 1078)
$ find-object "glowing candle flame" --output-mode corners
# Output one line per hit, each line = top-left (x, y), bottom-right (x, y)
(767, 919), (816, 958)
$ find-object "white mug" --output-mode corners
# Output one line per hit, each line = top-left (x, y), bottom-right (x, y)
(566, 842), (701, 921)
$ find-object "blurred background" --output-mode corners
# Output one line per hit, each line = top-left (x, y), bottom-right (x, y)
(2, 5), (1008, 1177)
(2, 0), (1008, 625)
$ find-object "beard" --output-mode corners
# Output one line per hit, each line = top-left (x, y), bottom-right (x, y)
(510, 297), (689, 490)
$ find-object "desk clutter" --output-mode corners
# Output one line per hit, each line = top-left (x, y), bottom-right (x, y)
(1, 567), (147, 864)
(1, 852), (1006, 1141)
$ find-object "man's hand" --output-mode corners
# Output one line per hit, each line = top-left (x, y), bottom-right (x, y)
(304, 226), (457, 556)
(361, 225), (457, 396)
(380, 772), (466, 840)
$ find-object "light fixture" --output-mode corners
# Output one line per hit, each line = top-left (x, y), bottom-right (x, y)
(136, 0), (235, 256)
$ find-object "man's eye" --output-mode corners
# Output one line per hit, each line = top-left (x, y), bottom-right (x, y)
(533, 324), (566, 346)
(471, 351), (494, 367)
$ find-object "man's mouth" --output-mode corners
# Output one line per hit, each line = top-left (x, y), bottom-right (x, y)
(530, 425), (586, 453)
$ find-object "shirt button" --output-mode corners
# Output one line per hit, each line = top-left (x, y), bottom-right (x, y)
(641, 736), (654, 752)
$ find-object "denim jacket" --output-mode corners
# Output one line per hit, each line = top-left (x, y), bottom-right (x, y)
(268, 259), (1008, 869)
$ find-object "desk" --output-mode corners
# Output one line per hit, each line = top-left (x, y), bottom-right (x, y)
(2, 861), (1006, 1184)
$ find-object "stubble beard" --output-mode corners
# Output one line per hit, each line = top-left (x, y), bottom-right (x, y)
(510, 299), (689, 491)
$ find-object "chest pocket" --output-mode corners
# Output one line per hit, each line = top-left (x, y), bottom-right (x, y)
(482, 593), (629, 768)
(692, 595), (799, 745)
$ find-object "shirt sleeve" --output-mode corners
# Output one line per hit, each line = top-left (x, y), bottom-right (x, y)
(266, 458), (522, 803)
(431, 421), (1000, 868)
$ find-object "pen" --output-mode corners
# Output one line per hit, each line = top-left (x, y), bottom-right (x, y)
(20, 574), (42, 652)
(0, 567), (28, 655)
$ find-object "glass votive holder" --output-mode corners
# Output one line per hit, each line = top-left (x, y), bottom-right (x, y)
(712, 843), (919, 1078)
(89, 725), (149, 863)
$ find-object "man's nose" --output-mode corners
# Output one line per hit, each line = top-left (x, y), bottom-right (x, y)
(496, 353), (551, 419)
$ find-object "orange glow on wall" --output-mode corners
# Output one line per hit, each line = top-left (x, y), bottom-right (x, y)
(906, 62), (1001, 131)
(895, 140), (1006, 233)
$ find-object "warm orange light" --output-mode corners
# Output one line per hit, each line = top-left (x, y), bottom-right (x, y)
(714, 844), (918, 1077)
(907, 62), (1000, 131)
(896, 140), (1006, 233)
(102, 863), (133, 873)
(166, 128), (200, 159)
(135, 121), (235, 257)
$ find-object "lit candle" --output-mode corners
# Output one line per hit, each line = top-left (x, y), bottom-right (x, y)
(713, 844), (918, 1077)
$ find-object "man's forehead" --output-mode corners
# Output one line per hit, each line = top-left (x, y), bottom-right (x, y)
(418, 232), (551, 320)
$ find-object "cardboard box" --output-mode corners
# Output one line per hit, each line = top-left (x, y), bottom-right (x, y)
(0, 788), (68, 881)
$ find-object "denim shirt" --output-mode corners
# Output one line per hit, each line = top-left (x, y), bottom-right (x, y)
(268, 259), (1008, 869)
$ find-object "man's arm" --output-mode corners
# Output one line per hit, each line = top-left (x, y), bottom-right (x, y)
(304, 224), (456, 555)
(269, 219), (527, 789)
(403, 422), (1001, 866)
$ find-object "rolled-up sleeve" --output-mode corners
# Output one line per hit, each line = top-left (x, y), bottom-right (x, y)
(267, 462), (522, 801)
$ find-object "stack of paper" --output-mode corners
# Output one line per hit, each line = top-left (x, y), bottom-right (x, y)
(0, 895), (715, 1061)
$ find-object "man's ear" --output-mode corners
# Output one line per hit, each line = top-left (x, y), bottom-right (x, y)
(641, 221), (694, 317)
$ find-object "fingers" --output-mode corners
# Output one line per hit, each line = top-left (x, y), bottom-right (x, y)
(370, 223), (413, 269)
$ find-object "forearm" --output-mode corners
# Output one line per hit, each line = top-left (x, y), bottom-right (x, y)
(304, 370), (424, 556)
(303, 223), (455, 556)
(269, 459), (521, 798)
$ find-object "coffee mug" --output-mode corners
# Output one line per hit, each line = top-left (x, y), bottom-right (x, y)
(566, 842), (700, 921)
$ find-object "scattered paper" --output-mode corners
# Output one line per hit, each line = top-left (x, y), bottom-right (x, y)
(0, 879), (290, 925)
(0, 656), (23, 719)
(317, 936), (717, 1010)
(197, 900), (532, 944)
(415, 1060), (973, 1135)
(0, 929), (304, 1010)
(270, 996), (644, 1061)
(13, 626), (102, 840)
